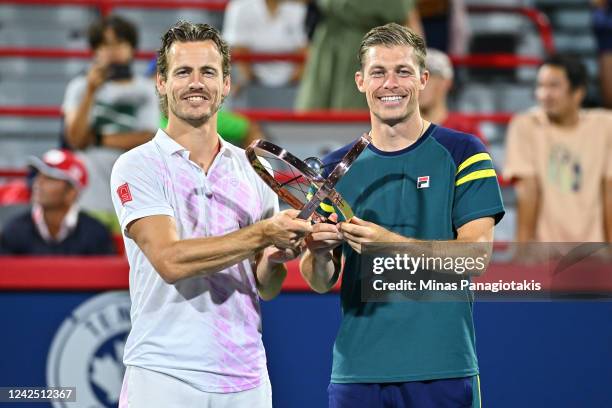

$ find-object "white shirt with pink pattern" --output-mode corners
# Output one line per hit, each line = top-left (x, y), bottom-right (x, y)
(110, 129), (278, 393)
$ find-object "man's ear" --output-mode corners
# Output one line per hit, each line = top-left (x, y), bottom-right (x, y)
(572, 86), (586, 107)
(355, 70), (365, 93)
(223, 74), (231, 98)
(156, 71), (167, 97)
(419, 69), (429, 91)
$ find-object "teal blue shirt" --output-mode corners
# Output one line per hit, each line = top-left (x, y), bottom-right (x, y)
(319, 124), (505, 383)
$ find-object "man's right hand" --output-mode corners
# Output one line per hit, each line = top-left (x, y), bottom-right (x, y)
(262, 209), (312, 250)
(86, 56), (109, 93)
(304, 213), (344, 258)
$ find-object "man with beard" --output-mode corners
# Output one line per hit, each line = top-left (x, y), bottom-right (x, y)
(111, 21), (311, 408)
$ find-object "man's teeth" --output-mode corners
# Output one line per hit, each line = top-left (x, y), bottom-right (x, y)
(380, 96), (403, 102)
(187, 96), (205, 101)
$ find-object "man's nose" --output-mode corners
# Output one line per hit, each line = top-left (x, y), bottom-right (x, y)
(189, 72), (205, 89)
(383, 73), (399, 89)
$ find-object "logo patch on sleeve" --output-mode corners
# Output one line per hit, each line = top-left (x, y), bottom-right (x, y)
(117, 182), (133, 205)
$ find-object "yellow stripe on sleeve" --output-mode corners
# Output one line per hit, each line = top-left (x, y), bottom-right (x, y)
(455, 169), (497, 186)
(456, 153), (492, 174)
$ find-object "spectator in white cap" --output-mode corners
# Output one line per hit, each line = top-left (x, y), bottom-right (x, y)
(0, 149), (114, 255)
(419, 48), (486, 143)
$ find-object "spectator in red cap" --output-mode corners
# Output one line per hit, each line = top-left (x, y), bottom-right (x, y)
(0, 149), (114, 255)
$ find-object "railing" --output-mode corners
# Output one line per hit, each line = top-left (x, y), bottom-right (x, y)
(0, 256), (317, 291)
(0, 48), (304, 63)
(0, 47), (547, 68)
(467, 4), (554, 54)
(0, 0), (228, 15)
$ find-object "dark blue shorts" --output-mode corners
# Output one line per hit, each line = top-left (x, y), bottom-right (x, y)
(328, 376), (480, 408)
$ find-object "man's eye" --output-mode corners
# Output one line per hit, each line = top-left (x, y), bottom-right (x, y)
(371, 71), (384, 77)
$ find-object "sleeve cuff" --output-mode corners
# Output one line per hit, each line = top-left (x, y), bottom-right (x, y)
(120, 206), (175, 238)
(454, 206), (506, 229)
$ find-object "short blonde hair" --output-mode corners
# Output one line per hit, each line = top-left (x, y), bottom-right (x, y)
(358, 23), (426, 72)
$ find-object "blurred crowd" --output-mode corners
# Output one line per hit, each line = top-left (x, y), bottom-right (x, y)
(0, 0), (611, 256)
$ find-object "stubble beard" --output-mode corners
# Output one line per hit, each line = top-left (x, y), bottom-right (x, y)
(169, 96), (222, 128)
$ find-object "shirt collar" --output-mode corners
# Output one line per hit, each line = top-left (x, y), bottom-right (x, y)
(532, 107), (585, 126)
(153, 129), (186, 156)
(31, 203), (79, 243)
(153, 128), (234, 158)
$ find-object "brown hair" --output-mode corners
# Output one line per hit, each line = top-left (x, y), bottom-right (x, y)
(156, 21), (230, 116)
(358, 23), (426, 72)
(88, 15), (138, 50)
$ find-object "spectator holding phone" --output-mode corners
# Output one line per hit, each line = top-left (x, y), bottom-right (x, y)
(62, 15), (159, 231)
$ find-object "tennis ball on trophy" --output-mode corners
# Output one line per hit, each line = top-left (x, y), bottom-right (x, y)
(304, 157), (324, 176)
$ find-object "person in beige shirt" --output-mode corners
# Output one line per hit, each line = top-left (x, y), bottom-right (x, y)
(504, 54), (612, 242)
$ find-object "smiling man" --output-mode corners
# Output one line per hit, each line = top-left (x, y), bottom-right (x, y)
(110, 21), (311, 408)
(300, 23), (504, 408)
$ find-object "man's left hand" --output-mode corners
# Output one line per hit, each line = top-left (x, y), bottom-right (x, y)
(338, 217), (400, 254)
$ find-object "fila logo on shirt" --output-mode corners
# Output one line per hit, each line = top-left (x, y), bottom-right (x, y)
(417, 176), (430, 189)
(117, 182), (133, 205)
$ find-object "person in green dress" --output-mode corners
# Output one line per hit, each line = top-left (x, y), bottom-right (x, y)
(296, 0), (422, 110)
